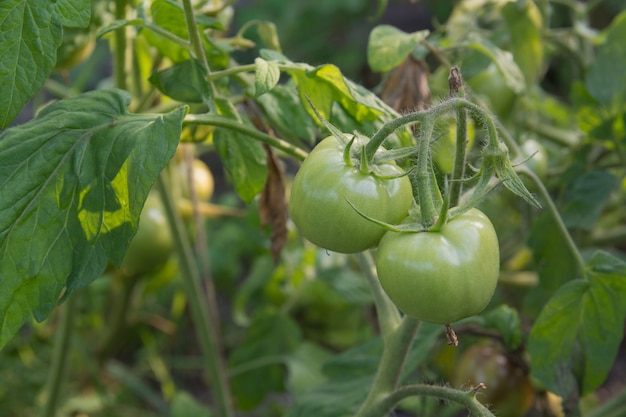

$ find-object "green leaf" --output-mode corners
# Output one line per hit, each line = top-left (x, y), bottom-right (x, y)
(367, 25), (429, 73)
(254, 57), (280, 97)
(170, 392), (212, 417)
(142, 0), (190, 62)
(254, 82), (318, 145)
(525, 213), (581, 317)
(529, 251), (626, 397)
(286, 342), (334, 395)
(502, 0), (543, 86)
(229, 312), (301, 410)
(0, 0), (61, 128)
(0, 0), (90, 127)
(480, 305), (523, 350)
(585, 11), (626, 106)
(285, 376), (371, 417)
(465, 36), (525, 94)
(560, 170), (619, 230)
(289, 64), (385, 123)
(53, 0), (91, 28)
(0, 89), (184, 349)
(256, 21), (282, 52)
(149, 59), (211, 104)
(213, 98), (267, 203)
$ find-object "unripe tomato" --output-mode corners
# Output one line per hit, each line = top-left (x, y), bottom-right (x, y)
(453, 344), (535, 417)
(178, 158), (215, 202)
(288, 136), (413, 254)
(120, 192), (174, 277)
(375, 208), (499, 324)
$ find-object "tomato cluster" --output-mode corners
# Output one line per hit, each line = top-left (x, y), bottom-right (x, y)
(288, 136), (413, 254)
(289, 135), (501, 324)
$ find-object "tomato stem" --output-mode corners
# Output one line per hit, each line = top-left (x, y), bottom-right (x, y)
(40, 293), (77, 417)
(375, 384), (496, 417)
(355, 316), (420, 417)
(113, 0), (128, 90)
(184, 114), (309, 161)
(156, 175), (235, 417)
(416, 119), (438, 224)
(449, 67), (468, 206)
(356, 251), (401, 334)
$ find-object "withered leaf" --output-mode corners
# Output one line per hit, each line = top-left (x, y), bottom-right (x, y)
(259, 144), (288, 263)
(381, 55), (432, 113)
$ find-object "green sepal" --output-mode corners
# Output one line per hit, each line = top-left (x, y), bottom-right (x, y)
(303, 95), (348, 145)
(359, 144), (371, 175)
(370, 166), (413, 181)
(372, 145), (420, 164)
(343, 136), (356, 167)
(429, 180), (450, 233)
(483, 140), (541, 208)
(345, 199), (427, 233)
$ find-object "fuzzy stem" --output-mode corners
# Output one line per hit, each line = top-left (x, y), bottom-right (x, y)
(448, 67), (468, 206)
(184, 114), (308, 161)
(416, 119), (438, 224)
(40, 293), (77, 417)
(449, 107), (468, 206)
(155, 175), (234, 417)
(378, 384), (496, 417)
(355, 316), (420, 417)
(367, 97), (499, 160)
(355, 251), (401, 336)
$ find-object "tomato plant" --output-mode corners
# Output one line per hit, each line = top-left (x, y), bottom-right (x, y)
(0, 1), (625, 417)
(376, 208), (500, 324)
(288, 135), (413, 253)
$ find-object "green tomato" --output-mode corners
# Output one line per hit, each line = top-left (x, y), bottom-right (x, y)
(121, 193), (174, 277)
(376, 208), (500, 324)
(178, 158), (215, 202)
(288, 136), (413, 254)
(453, 344), (535, 417)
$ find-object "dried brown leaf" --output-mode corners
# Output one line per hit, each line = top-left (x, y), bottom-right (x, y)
(381, 56), (432, 113)
(259, 144), (288, 263)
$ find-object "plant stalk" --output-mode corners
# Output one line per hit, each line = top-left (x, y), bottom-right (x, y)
(184, 114), (309, 161)
(113, 0), (128, 90)
(355, 251), (401, 336)
(416, 119), (438, 224)
(355, 316), (420, 417)
(40, 293), (77, 417)
(381, 384), (496, 417)
(180, 0), (210, 71)
(449, 67), (468, 206)
(155, 175), (234, 417)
